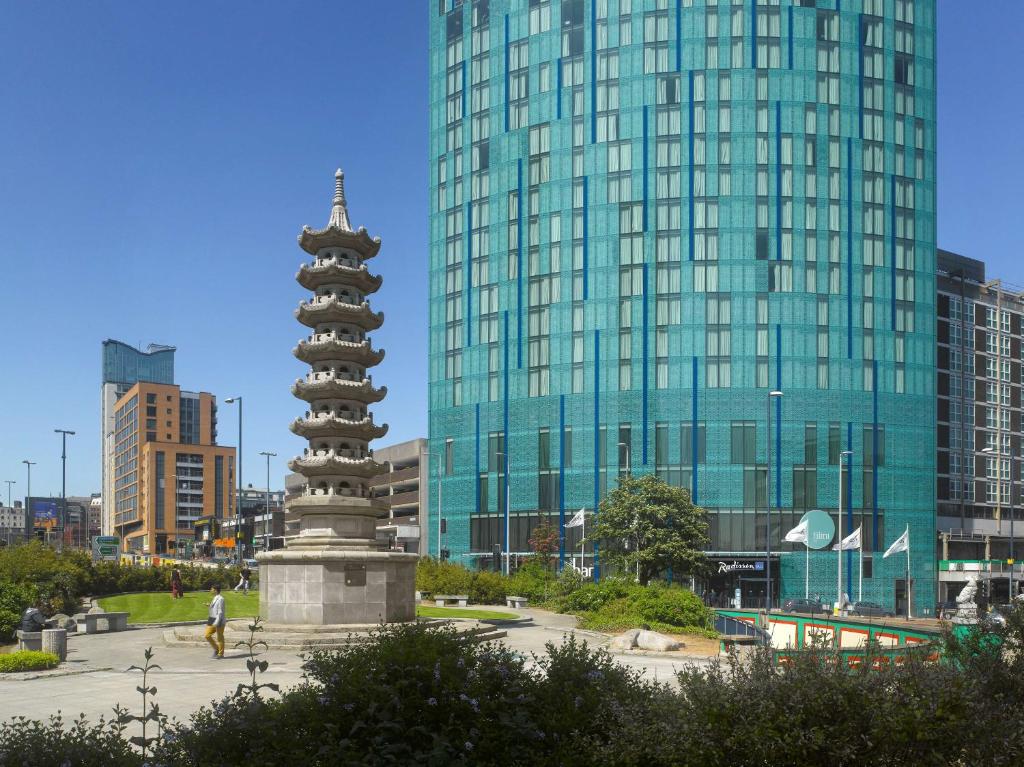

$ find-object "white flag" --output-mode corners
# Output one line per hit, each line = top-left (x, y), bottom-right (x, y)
(832, 526), (861, 551)
(784, 520), (809, 544)
(565, 509), (586, 529)
(883, 526), (909, 559)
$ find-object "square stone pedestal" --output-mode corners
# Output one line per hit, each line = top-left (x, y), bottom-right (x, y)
(258, 549), (417, 625)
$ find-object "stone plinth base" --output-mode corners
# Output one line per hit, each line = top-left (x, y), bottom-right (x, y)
(257, 548), (418, 626)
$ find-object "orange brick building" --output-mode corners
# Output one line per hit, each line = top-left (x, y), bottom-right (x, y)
(112, 382), (235, 554)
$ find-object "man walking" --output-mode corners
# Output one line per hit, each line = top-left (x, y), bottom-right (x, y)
(234, 565), (252, 595)
(205, 585), (226, 659)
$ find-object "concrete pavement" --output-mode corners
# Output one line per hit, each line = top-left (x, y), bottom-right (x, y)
(0, 609), (714, 726)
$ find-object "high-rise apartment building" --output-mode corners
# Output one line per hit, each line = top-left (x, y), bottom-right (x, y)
(936, 249), (1024, 603)
(112, 381), (235, 555)
(429, 0), (936, 612)
(101, 340), (176, 535)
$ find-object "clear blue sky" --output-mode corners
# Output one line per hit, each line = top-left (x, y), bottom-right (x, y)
(0, 1), (1020, 499)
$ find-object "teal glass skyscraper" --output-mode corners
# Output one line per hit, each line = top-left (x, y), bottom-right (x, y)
(429, 0), (936, 613)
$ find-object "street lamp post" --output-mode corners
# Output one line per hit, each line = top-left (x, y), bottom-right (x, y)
(22, 461), (35, 545)
(495, 450), (511, 575)
(3, 480), (14, 509)
(259, 451), (277, 553)
(983, 446), (1016, 599)
(617, 441), (640, 581)
(224, 397), (243, 564)
(766, 390), (783, 612)
(55, 429), (75, 551)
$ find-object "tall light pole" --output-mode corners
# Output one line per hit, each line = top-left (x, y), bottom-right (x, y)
(259, 451), (277, 553)
(766, 390), (783, 611)
(837, 449), (853, 612)
(224, 397), (243, 564)
(983, 446), (1015, 600)
(495, 450), (511, 575)
(55, 429), (75, 551)
(22, 461), (35, 544)
(3, 480), (14, 509)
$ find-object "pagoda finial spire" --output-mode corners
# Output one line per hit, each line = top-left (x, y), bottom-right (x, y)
(328, 168), (353, 232)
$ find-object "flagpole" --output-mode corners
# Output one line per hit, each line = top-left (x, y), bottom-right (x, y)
(837, 470), (844, 615)
(581, 511), (586, 578)
(805, 543), (809, 599)
(858, 535), (863, 603)
(906, 526), (911, 620)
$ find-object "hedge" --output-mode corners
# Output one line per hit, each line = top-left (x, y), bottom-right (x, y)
(0, 651), (60, 673)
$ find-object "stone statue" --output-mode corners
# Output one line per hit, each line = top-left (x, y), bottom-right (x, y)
(952, 576), (979, 625)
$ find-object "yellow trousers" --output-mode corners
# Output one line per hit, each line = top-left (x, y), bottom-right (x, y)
(205, 624), (225, 656)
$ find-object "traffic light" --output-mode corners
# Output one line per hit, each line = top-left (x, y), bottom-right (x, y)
(491, 543), (501, 571)
(440, 548), (450, 561)
(440, 518), (447, 534)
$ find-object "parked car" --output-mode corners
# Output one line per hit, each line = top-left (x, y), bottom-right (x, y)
(936, 600), (958, 620)
(782, 598), (828, 615)
(851, 601), (895, 618)
(243, 558), (259, 569)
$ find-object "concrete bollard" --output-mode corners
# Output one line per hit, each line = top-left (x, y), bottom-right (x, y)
(41, 628), (67, 662)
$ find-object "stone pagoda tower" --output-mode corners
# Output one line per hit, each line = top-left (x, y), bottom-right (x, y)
(258, 169), (416, 626)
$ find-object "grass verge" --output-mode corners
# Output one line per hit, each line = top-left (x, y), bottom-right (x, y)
(97, 590), (260, 623)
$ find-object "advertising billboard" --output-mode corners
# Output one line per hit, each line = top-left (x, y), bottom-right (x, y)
(31, 499), (59, 530)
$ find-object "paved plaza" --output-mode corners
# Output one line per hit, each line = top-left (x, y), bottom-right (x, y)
(0, 610), (713, 726)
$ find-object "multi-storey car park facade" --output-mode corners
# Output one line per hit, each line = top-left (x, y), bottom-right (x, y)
(428, 0), (936, 613)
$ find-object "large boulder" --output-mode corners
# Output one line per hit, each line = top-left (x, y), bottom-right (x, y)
(636, 630), (682, 652)
(607, 629), (641, 650)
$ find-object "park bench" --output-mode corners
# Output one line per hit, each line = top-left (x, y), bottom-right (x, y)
(506, 595), (528, 609)
(434, 594), (469, 607)
(79, 612), (130, 634)
(15, 630), (42, 652)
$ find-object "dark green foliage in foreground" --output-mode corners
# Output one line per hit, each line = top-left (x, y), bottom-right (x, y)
(552, 576), (716, 634)
(4, 608), (1024, 766)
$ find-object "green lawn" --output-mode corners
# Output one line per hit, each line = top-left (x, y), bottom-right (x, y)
(96, 592), (517, 624)
(96, 591), (260, 624)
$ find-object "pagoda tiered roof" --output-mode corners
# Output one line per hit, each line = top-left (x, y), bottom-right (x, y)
(295, 297), (384, 330)
(296, 261), (382, 293)
(293, 336), (385, 366)
(291, 376), (387, 404)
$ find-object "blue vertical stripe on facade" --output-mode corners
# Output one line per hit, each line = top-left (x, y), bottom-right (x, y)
(503, 311), (510, 551)
(675, 0), (682, 71)
(556, 57), (562, 119)
(475, 402), (481, 518)
(559, 393), (566, 569)
(590, 0), (597, 144)
(775, 101), (782, 261)
(788, 5), (794, 69)
(890, 173), (897, 330)
(691, 356), (699, 503)
(872, 360), (879, 550)
(846, 421), (854, 597)
(643, 107), (649, 232)
(465, 201), (473, 347)
(750, 0), (757, 69)
(583, 175), (590, 299)
(593, 329), (601, 580)
(503, 15), (509, 132)
(775, 324), (782, 508)
(687, 70), (695, 261)
(642, 263), (649, 465)
(858, 14), (864, 138)
(847, 137), (854, 359)
(517, 158), (523, 368)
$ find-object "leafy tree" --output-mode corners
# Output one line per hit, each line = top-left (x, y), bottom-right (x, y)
(527, 519), (560, 570)
(589, 473), (709, 585)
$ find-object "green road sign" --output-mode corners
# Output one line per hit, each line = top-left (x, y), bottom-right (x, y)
(800, 510), (836, 551)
